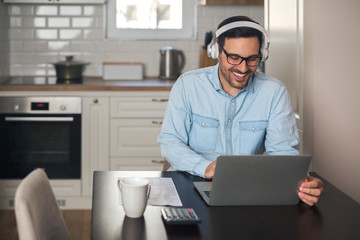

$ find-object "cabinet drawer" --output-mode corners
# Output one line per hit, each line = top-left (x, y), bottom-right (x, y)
(110, 157), (164, 171)
(110, 96), (169, 118)
(0, 180), (81, 197)
(110, 119), (162, 157)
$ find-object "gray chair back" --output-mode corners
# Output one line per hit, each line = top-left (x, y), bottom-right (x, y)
(15, 169), (71, 240)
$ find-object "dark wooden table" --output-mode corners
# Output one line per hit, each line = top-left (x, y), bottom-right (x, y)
(91, 171), (360, 240)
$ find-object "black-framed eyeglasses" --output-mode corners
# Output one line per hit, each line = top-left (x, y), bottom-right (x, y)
(219, 44), (261, 67)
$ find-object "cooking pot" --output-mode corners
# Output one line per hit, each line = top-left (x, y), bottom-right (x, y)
(52, 56), (89, 80)
(159, 47), (185, 80)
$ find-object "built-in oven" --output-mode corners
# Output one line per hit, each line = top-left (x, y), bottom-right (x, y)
(0, 97), (81, 179)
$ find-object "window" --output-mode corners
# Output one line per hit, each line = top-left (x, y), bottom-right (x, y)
(106, 0), (197, 40)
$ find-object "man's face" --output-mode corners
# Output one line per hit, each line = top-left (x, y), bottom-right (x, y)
(218, 36), (260, 96)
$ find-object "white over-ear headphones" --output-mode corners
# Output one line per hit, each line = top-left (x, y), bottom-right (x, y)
(207, 21), (270, 62)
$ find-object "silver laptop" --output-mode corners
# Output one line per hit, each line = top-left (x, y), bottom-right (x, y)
(193, 155), (311, 206)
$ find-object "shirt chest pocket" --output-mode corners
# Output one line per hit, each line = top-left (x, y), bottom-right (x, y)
(189, 114), (220, 151)
(238, 121), (268, 152)
(239, 121), (268, 132)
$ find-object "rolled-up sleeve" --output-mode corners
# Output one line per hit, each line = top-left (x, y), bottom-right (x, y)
(265, 85), (299, 155)
(157, 77), (210, 178)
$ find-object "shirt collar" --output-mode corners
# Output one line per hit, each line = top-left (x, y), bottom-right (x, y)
(210, 64), (222, 91)
(244, 74), (255, 93)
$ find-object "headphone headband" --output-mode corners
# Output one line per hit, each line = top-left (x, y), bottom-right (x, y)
(207, 21), (270, 62)
(216, 21), (268, 39)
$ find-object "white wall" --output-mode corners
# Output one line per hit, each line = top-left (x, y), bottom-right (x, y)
(3, 3), (263, 78)
(0, 3), (9, 78)
(303, 0), (360, 203)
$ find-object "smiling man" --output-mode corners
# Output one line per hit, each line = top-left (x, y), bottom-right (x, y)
(218, 37), (260, 95)
(157, 16), (323, 206)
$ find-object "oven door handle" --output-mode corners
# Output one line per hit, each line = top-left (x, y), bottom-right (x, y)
(5, 117), (74, 122)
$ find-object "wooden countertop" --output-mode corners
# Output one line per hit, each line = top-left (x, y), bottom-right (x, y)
(0, 76), (174, 91)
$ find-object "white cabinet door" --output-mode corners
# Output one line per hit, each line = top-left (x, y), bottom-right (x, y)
(109, 92), (169, 170)
(82, 97), (110, 196)
(0, 180), (80, 197)
(110, 96), (168, 118)
(110, 118), (163, 157)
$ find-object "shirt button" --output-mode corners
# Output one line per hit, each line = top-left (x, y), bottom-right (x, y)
(227, 140), (231, 143)
(252, 127), (255, 131)
(202, 123), (205, 126)
(231, 99), (235, 102)
(228, 119), (231, 122)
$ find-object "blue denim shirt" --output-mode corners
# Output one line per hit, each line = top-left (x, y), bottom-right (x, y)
(157, 64), (299, 178)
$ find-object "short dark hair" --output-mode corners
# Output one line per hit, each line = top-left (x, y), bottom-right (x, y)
(217, 16), (263, 56)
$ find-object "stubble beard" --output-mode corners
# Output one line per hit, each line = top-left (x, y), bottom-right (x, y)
(219, 65), (256, 91)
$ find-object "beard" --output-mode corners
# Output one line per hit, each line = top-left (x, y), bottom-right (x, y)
(219, 64), (256, 91)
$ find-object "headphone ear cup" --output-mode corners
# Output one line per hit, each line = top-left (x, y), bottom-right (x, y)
(262, 48), (269, 62)
(260, 45), (265, 62)
(207, 41), (219, 59)
(260, 38), (269, 62)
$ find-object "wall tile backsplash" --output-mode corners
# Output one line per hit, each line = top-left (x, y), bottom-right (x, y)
(0, 3), (9, 78)
(1, 3), (263, 78)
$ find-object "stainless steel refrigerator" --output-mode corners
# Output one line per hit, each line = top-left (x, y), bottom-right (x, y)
(264, 0), (304, 153)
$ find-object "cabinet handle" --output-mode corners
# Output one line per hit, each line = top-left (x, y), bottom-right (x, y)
(152, 98), (168, 102)
(93, 98), (99, 104)
(152, 120), (163, 125)
(152, 160), (165, 164)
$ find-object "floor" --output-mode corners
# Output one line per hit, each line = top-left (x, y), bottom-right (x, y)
(0, 210), (92, 240)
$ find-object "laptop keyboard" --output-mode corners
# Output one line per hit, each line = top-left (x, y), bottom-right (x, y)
(204, 191), (211, 197)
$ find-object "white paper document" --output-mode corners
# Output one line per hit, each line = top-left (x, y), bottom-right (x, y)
(118, 177), (183, 206)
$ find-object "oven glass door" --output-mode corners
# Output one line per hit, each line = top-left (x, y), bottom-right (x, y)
(0, 114), (81, 179)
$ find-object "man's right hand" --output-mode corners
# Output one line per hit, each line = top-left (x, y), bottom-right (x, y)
(205, 161), (217, 179)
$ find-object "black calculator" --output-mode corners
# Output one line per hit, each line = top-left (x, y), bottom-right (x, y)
(160, 208), (201, 225)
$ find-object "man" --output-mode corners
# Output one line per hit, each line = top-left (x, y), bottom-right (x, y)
(157, 16), (323, 206)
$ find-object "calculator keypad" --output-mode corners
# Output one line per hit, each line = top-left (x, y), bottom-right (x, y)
(160, 208), (201, 225)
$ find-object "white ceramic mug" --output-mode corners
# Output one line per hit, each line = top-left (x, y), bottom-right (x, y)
(118, 177), (151, 218)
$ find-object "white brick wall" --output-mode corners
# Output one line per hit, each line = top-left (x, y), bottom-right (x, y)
(0, 3), (9, 77)
(3, 3), (263, 78)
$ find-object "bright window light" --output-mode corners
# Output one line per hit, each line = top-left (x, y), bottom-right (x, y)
(107, 0), (197, 40)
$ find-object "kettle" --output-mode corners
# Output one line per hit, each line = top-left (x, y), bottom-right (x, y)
(159, 46), (185, 80)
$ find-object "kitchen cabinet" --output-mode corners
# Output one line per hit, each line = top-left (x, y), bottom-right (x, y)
(0, 87), (171, 209)
(109, 93), (169, 171)
(0, 180), (81, 207)
(0, 177), (81, 209)
(3, 0), (105, 4)
(198, 0), (263, 5)
(82, 96), (110, 196)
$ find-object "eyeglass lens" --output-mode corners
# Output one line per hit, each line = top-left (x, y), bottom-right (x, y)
(220, 45), (260, 67)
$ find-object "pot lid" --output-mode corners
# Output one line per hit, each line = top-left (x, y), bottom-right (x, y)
(53, 56), (88, 66)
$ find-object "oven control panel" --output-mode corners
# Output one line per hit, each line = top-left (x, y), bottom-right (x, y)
(0, 97), (81, 114)
(31, 102), (49, 111)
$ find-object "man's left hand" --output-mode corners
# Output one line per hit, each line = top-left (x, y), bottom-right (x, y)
(298, 176), (324, 206)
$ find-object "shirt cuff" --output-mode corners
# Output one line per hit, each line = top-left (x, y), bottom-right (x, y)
(193, 160), (211, 178)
